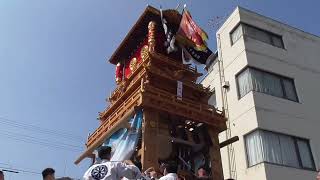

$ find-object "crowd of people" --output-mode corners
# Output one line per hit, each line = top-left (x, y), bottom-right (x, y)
(82, 146), (211, 180)
(0, 145), (211, 180)
(2, 145), (320, 179)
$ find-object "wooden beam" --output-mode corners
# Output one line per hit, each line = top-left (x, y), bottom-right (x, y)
(208, 129), (224, 180)
(219, 136), (239, 149)
(141, 108), (159, 170)
(157, 134), (201, 147)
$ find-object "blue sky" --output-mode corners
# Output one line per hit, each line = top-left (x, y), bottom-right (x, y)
(0, 0), (319, 179)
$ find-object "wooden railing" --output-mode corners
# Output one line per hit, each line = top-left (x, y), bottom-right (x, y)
(101, 68), (147, 120)
(107, 59), (149, 107)
(147, 65), (210, 93)
(87, 86), (143, 147)
(142, 85), (226, 130)
(151, 52), (199, 75)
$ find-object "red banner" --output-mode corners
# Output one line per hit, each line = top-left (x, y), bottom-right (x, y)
(177, 10), (208, 51)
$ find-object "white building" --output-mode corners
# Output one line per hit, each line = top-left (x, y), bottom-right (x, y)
(202, 6), (320, 180)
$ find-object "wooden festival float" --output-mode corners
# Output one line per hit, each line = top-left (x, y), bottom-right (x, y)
(75, 6), (227, 180)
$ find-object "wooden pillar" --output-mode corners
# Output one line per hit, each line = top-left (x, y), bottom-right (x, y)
(208, 129), (224, 180)
(141, 108), (159, 170)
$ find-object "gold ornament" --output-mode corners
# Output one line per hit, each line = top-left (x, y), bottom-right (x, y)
(140, 45), (149, 62)
(148, 21), (156, 52)
(129, 57), (137, 71)
(115, 77), (121, 84)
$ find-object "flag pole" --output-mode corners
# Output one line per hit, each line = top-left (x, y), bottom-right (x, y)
(182, 4), (187, 14)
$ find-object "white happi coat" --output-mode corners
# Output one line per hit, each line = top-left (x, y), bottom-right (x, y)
(158, 173), (178, 180)
(83, 160), (142, 180)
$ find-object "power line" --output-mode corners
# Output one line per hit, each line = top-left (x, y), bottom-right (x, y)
(0, 163), (11, 166)
(2, 169), (19, 174)
(0, 166), (40, 175)
(0, 129), (83, 149)
(0, 132), (83, 152)
(0, 166), (81, 179)
(0, 116), (84, 140)
(0, 117), (84, 142)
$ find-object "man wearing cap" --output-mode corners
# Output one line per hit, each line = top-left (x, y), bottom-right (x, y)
(83, 146), (143, 180)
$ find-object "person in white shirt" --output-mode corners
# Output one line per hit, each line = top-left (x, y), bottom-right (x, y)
(83, 146), (143, 180)
(158, 163), (178, 180)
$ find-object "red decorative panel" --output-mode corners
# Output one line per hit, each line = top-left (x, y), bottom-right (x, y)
(124, 38), (148, 78)
(118, 32), (181, 80)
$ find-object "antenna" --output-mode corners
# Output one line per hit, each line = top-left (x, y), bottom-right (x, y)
(208, 16), (226, 30)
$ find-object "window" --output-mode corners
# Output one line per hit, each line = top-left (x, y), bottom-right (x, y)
(245, 130), (315, 170)
(297, 140), (315, 169)
(230, 24), (243, 44)
(230, 23), (284, 49)
(236, 67), (298, 102)
(245, 25), (272, 45)
(244, 24), (284, 48)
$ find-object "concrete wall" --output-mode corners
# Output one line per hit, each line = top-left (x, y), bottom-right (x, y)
(203, 6), (320, 180)
(239, 7), (320, 179)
